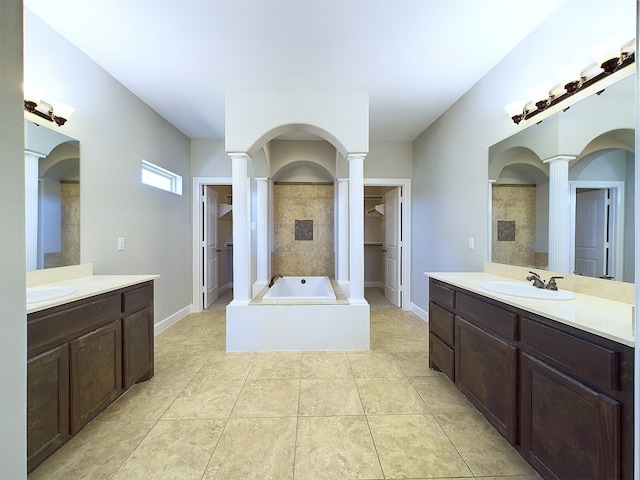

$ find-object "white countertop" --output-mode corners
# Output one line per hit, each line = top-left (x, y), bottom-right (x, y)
(27, 275), (159, 314)
(426, 272), (635, 347)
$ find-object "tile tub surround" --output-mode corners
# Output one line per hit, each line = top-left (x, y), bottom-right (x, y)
(426, 270), (635, 346)
(28, 307), (541, 480)
(272, 183), (334, 277)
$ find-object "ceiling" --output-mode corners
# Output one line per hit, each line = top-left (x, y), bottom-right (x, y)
(24, 0), (565, 142)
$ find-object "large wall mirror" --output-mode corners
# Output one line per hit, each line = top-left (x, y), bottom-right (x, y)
(25, 120), (80, 270)
(488, 72), (635, 283)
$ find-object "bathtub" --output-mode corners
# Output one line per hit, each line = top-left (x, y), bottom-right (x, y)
(262, 276), (337, 303)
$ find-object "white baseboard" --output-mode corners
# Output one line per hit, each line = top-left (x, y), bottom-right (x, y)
(220, 282), (233, 294)
(364, 281), (384, 288)
(411, 302), (428, 322)
(154, 304), (193, 336)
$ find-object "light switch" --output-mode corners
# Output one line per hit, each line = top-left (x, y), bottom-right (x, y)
(468, 237), (475, 250)
(117, 237), (125, 251)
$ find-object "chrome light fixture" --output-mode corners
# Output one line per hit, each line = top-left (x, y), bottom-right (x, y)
(24, 85), (74, 127)
(506, 38), (635, 124)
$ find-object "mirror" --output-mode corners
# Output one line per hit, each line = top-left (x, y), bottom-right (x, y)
(489, 73), (635, 283)
(25, 120), (80, 270)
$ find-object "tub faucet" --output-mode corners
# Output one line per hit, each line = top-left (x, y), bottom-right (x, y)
(526, 271), (546, 289)
(268, 274), (283, 288)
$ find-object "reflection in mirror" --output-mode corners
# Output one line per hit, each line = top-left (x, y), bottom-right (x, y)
(489, 74), (634, 283)
(25, 120), (80, 270)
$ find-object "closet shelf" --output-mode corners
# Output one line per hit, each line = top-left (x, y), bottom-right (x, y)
(366, 204), (384, 218)
(218, 204), (232, 219)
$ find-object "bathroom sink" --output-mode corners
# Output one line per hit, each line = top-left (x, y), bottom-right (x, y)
(27, 285), (79, 304)
(479, 281), (576, 301)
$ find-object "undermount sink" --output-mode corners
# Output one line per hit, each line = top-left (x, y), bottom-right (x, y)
(27, 285), (79, 304)
(479, 281), (576, 301)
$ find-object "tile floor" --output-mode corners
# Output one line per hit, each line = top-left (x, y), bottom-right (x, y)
(29, 289), (541, 480)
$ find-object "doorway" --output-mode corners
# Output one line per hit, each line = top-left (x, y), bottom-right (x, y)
(570, 181), (624, 280)
(192, 177), (233, 311)
(363, 179), (411, 309)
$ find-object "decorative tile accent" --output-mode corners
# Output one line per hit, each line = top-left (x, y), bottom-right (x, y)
(295, 220), (313, 241)
(497, 221), (516, 241)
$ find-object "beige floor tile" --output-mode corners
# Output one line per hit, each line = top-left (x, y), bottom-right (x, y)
(298, 378), (363, 416)
(369, 331), (388, 351)
(232, 379), (300, 417)
(301, 352), (352, 378)
(367, 414), (473, 479)
(248, 352), (302, 379)
(152, 353), (210, 388)
(348, 351), (404, 377)
(411, 374), (477, 413)
(356, 377), (428, 415)
(378, 331), (429, 353)
(98, 379), (184, 421)
(393, 351), (435, 377)
(28, 420), (154, 480)
(436, 412), (538, 477)
(203, 417), (296, 480)
(196, 352), (256, 380)
(112, 419), (226, 479)
(295, 416), (383, 480)
(162, 379), (244, 419)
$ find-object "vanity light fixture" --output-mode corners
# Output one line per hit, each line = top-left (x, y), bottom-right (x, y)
(507, 38), (635, 124)
(23, 85), (74, 127)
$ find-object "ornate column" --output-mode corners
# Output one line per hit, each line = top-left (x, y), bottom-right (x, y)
(253, 177), (269, 296)
(348, 154), (366, 303)
(230, 153), (252, 303)
(544, 155), (575, 273)
(335, 178), (349, 288)
(25, 150), (44, 270)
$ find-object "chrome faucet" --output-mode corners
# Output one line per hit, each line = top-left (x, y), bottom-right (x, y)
(268, 274), (283, 288)
(526, 271), (547, 289)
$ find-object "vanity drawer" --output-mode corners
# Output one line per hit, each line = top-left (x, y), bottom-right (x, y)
(28, 295), (121, 358)
(429, 332), (455, 381)
(430, 280), (455, 310)
(520, 317), (619, 391)
(121, 282), (153, 314)
(456, 292), (517, 342)
(429, 302), (455, 346)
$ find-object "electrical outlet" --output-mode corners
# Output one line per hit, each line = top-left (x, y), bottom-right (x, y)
(117, 237), (125, 251)
(468, 237), (475, 250)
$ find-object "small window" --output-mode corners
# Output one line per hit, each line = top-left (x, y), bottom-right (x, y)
(141, 160), (182, 195)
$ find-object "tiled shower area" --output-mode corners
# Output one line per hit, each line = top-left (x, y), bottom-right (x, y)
(272, 183), (334, 277)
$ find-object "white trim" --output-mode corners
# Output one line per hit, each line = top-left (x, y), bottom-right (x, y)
(411, 302), (428, 322)
(154, 304), (193, 336)
(364, 281), (384, 288)
(192, 176), (233, 312)
(569, 181), (625, 280)
(364, 178), (412, 310)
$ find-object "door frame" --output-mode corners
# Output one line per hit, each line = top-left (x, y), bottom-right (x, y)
(364, 178), (412, 310)
(192, 177), (233, 312)
(569, 181), (624, 280)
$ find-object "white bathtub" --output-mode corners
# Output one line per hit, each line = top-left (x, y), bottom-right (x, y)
(262, 276), (337, 303)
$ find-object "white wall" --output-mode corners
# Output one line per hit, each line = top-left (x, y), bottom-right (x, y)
(411, 0), (636, 312)
(24, 11), (193, 324)
(191, 139), (229, 177)
(366, 141), (413, 179)
(0, 1), (26, 477)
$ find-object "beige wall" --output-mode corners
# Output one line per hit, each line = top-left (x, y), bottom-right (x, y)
(45, 181), (80, 268)
(272, 184), (334, 276)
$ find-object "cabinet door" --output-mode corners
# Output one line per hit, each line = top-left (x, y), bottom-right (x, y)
(455, 316), (518, 444)
(27, 344), (70, 473)
(521, 353), (620, 480)
(70, 321), (122, 433)
(122, 306), (154, 389)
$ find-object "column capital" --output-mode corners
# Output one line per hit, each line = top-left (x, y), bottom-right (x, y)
(25, 149), (46, 159)
(346, 153), (367, 162)
(227, 152), (251, 161)
(543, 154), (576, 164)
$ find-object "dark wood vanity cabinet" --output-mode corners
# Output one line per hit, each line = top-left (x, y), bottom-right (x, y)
(428, 278), (634, 480)
(27, 281), (154, 473)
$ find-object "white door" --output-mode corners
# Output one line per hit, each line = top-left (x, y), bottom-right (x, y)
(203, 186), (219, 307)
(574, 189), (608, 278)
(384, 187), (402, 307)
